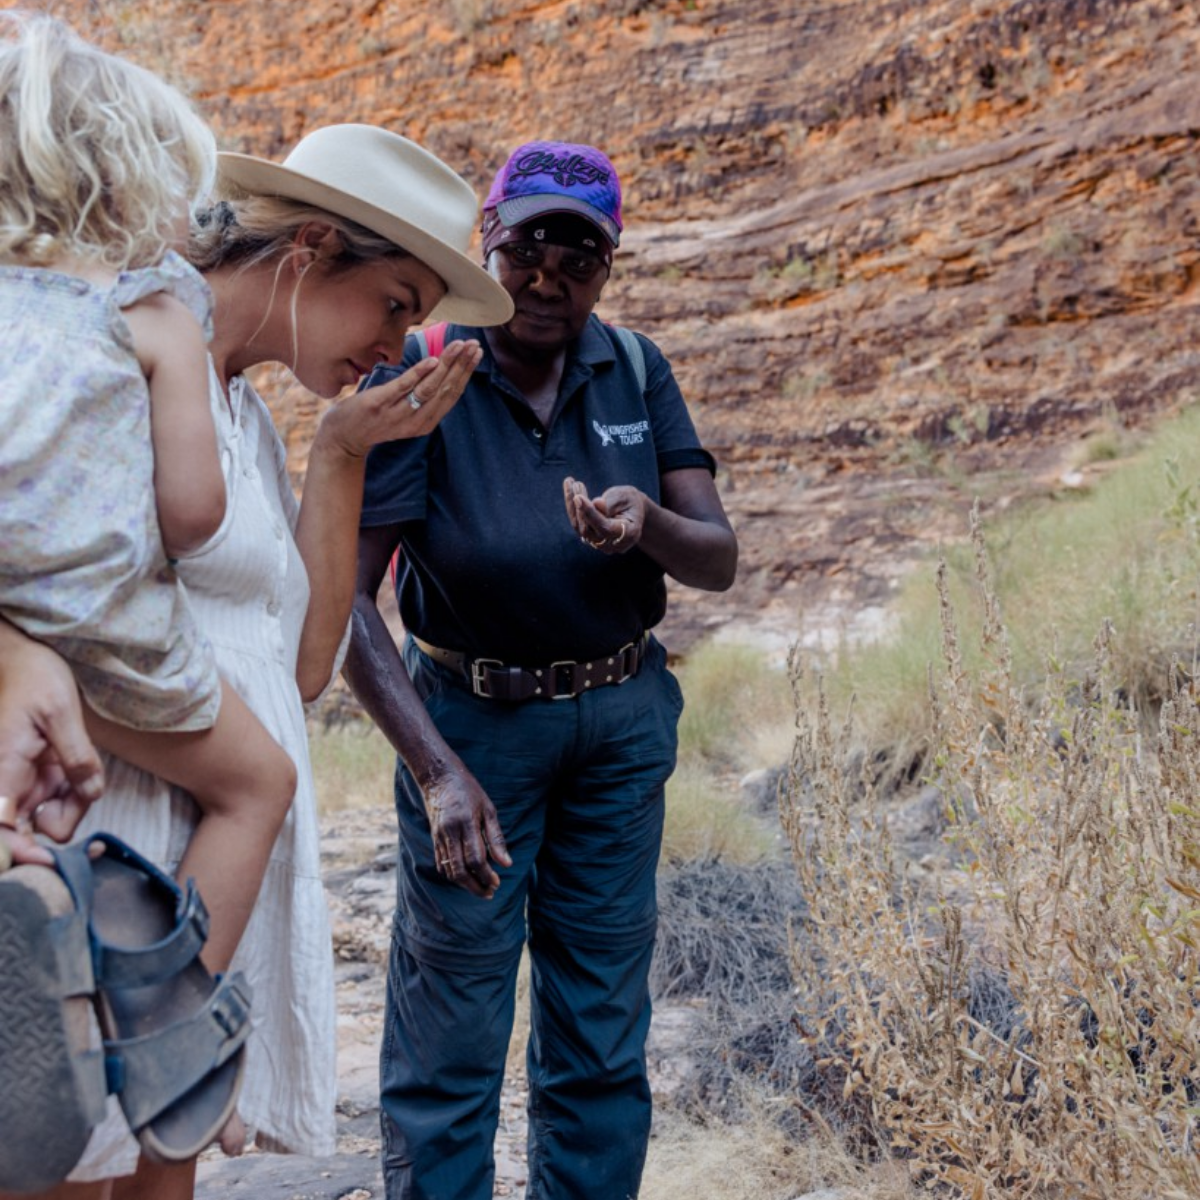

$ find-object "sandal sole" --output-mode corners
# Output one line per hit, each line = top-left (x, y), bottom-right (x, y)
(0, 866), (103, 1192)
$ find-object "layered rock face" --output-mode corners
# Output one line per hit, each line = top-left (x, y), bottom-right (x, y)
(57, 0), (1200, 646)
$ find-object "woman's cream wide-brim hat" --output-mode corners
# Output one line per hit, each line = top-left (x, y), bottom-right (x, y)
(217, 124), (513, 326)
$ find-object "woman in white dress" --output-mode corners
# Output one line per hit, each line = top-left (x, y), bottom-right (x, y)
(50, 124), (513, 1200)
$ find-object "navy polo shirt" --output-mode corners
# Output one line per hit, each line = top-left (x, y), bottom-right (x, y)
(360, 315), (715, 664)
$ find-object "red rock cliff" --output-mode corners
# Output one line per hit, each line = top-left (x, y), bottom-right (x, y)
(36, 0), (1200, 645)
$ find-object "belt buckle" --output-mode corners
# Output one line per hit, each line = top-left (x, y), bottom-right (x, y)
(548, 660), (579, 700)
(614, 639), (638, 683)
(470, 658), (504, 698)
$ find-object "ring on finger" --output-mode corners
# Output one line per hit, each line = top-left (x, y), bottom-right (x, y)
(612, 520), (628, 545)
(408, 390), (423, 411)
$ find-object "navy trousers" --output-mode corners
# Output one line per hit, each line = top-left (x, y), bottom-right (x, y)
(380, 636), (682, 1200)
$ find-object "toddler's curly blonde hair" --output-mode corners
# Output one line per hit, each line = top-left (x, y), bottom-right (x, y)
(0, 11), (215, 271)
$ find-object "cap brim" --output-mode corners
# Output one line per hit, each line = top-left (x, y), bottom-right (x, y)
(495, 195), (621, 247)
(217, 153), (513, 326)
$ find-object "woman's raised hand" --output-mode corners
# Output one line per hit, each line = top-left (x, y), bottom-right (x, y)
(322, 338), (483, 459)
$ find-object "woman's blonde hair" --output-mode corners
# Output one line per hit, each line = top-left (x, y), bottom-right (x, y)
(190, 194), (412, 367)
(189, 195), (410, 275)
(0, 11), (215, 270)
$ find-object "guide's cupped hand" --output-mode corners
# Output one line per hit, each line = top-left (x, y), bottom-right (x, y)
(564, 476), (644, 554)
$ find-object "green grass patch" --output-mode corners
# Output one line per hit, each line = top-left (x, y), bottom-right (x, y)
(823, 401), (1200, 765)
(675, 640), (794, 771)
(662, 757), (777, 865)
(307, 719), (395, 815)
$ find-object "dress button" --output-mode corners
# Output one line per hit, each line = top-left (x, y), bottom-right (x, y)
(532, 428), (544, 440)
(243, 465), (258, 480)
(267, 599), (281, 617)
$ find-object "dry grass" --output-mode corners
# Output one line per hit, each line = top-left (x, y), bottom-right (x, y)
(504, 948), (532, 1078)
(662, 639), (793, 864)
(675, 640), (795, 772)
(783, 509), (1200, 1199)
(642, 1105), (915, 1200)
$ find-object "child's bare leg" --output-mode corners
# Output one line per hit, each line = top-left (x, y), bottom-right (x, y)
(84, 682), (296, 973)
(110, 1156), (194, 1200)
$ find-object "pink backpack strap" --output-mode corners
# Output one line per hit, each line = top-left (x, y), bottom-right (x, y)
(413, 321), (448, 360)
(388, 322), (449, 587)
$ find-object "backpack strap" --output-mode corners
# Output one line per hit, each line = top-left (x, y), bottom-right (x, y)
(387, 321), (449, 588)
(609, 324), (646, 393)
(413, 321), (448, 360)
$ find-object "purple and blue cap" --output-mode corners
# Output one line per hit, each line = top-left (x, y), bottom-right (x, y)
(482, 141), (623, 261)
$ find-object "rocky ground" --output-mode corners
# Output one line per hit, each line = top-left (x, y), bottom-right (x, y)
(197, 804), (699, 1200)
(196, 806), (491, 1199)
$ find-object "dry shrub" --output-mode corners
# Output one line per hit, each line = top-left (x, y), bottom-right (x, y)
(652, 859), (830, 1125)
(783, 507), (1200, 1200)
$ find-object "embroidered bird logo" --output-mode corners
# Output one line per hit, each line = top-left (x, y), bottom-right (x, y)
(593, 420), (614, 447)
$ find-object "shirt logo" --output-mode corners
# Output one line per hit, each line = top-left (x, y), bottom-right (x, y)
(593, 419), (648, 447)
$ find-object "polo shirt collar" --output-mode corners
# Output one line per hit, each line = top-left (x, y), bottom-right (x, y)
(573, 314), (617, 368)
(463, 313), (614, 376)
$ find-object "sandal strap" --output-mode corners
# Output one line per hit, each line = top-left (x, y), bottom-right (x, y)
(73, 1046), (113, 1118)
(106, 971), (252, 1133)
(93, 879), (209, 992)
(45, 907), (97, 999)
(51, 838), (96, 922)
(60, 834), (211, 991)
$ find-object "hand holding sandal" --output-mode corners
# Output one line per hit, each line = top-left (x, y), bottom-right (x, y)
(0, 833), (252, 1192)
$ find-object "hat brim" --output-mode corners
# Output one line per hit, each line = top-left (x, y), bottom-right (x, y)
(495, 195), (621, 247)
(217, 153), (513, 326)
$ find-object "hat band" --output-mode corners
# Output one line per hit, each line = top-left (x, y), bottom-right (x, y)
(482, 211), (613, 269)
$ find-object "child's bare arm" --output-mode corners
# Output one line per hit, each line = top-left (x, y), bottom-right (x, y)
(125, 294), (225, 558)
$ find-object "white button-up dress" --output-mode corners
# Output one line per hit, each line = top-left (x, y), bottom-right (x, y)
(72, 364), (338, 1176)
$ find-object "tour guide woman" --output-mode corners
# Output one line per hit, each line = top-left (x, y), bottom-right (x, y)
(346, 140), (737, 1200)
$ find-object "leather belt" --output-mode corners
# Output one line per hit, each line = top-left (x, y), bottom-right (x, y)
(413, 634), (648, 701)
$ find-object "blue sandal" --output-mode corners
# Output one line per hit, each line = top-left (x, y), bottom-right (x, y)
(0, 833), (252, 1189)
(55, 833), (253, 1164)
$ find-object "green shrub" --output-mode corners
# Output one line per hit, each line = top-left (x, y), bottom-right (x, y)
(822, 403), (1200, 778)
